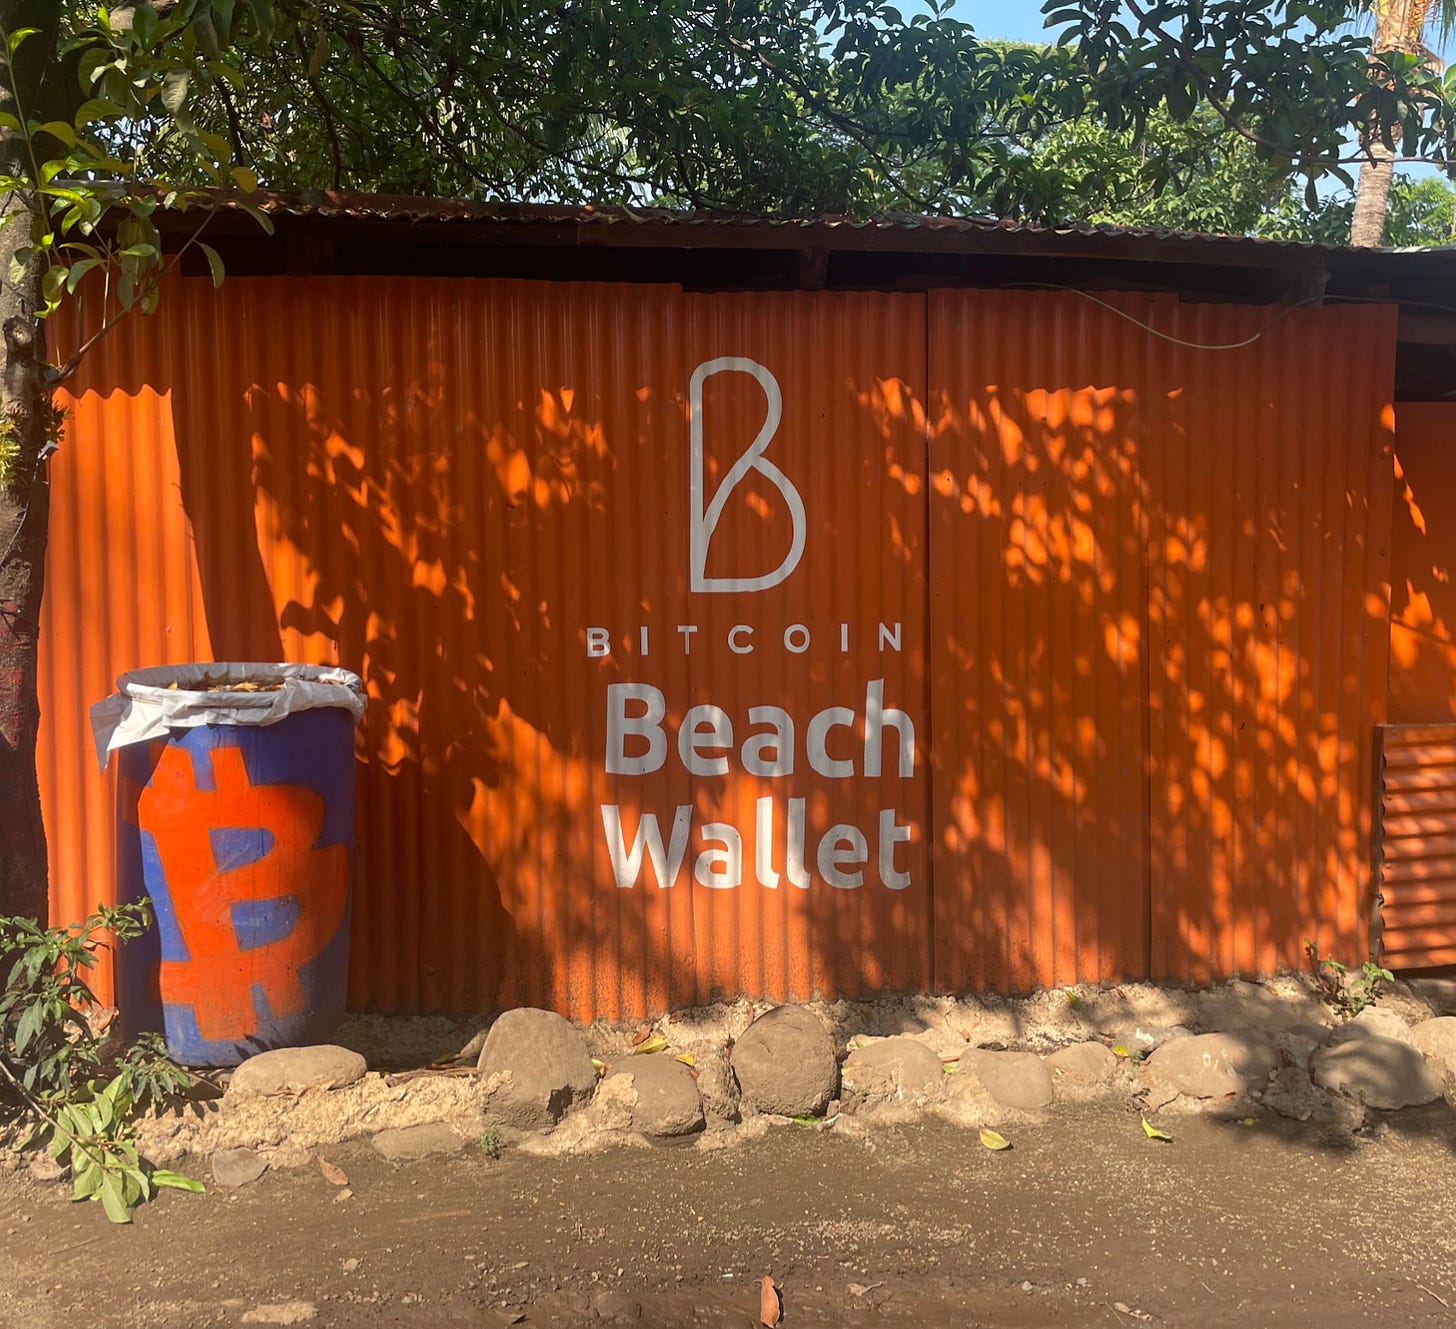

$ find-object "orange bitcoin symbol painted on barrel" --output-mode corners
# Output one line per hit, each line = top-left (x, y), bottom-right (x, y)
(133, 744), (350, 1042)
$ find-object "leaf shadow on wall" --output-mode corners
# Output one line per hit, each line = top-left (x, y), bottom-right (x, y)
(927, 294), (1393, 998)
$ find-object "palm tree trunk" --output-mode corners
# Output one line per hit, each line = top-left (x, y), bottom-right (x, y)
(1351, 0), (1425, 246)
(1351, 150), (1397, 245)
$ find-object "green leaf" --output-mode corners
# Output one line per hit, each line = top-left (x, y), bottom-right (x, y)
(149, 1170), (205, 1194)
(7, 27), (39, 56)
(198, 241), (225, 288)
(31, 120), (77, 147)
(72, 1163), (103, 1201)
(13, 1122), (46, 1153)
(193, 128), (231, 162)
(161, 70), (190, 116)
(98, 1172), (132, 1224)
(234, 198), (275, 235)
(307, 29), (329, 77)
(74, 99), (125, 130)
(40, 265), (67, 311)
(14, 998), (43, 1054)
(230, 166), (258, 193)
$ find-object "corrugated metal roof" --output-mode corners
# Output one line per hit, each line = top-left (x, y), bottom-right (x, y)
(206, 188), (1449, 258)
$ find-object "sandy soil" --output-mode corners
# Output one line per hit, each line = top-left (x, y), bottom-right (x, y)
(3, 1099), (1454, 1329)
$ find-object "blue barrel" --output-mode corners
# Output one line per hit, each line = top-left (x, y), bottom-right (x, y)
(110, 669), (361, 1067)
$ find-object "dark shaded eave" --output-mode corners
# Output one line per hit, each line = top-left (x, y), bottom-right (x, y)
(151, 191), (1456, 398)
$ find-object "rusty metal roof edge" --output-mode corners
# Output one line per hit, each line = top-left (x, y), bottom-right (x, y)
(179, 187), (1456, 262)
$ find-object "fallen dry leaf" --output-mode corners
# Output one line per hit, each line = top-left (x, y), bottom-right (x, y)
(979, 1128), (1011, 1151)
(84, 1004), (117, 1038)
(318, 1157), (349, 1187)
(633, 1034), (668, 1056)
(759, 1276), (781, 1327)
(631, 1024), (655, 1047)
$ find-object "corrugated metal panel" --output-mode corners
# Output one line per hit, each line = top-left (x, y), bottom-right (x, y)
(1376, 724), (1456, 969)
(929, 292), (1395, 990)
(1140, 302), (1394, 981)
(1389, 403), (1456, 725)
(45, 277), (928, 1020)
(928, 291), (1153, 991)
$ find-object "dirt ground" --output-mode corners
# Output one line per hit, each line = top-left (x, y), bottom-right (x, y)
(3, 1100), (1455, 1329)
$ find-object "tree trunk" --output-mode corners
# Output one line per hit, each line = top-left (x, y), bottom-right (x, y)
(1351, 0), (1423, 247)
(0, 0), (63, 924)
(1351, 150), (1396, 246)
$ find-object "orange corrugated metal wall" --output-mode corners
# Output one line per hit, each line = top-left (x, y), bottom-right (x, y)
(41, 280), (1397, 1017)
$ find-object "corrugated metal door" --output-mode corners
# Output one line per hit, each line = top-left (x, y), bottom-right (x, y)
(1375, 724), (1456, 970)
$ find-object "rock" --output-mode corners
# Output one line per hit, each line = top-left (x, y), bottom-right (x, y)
(731, 1006), (838, 1117)
(212, 1147), (269, 1188)
(476, 1007), (599, 1129)
(691, 1046), (741, 1126)
(1136, 1070), (1180, 1112)
(591, 1291), (644, 1322)
(905, 1025), (972, 1061)
(26, 1154), (66, 1184)
(1144, 1032), (1278, 1099)
(1407, 976), (1456, 1015)
(263, 1145), (313, 1171)
(1045, 1042), (1120, 1092)
(1311, 1035), (1444, 1109)
(577, 1072), (638, 1133)
(604, 1055), (705, 1137)
(371, 1122), (465, 1161)
(1328, 1007), (1416, 1047)
(1410, 1016), (1456, 1077)
(1260, 1065), (1363, 1129)
(957, 1049), (1054, 1111)
(842, 1037), (945, 1103)
(1115, 1024), (1193, 1055)
(227, 1046), (366, 1098)
(1273, 1024), (1333, 1072)
(939, 1066), (1004, 1128)
(1374, 985), (1435, 1027)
